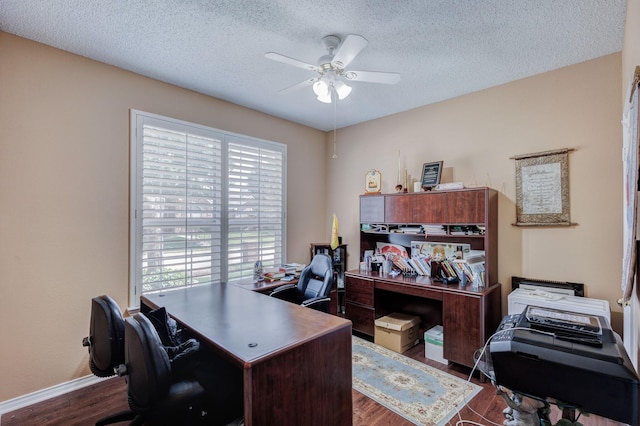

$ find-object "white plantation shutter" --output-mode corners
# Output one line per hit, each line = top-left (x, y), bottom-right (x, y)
(227, 139), (285, 280)
(130, 111), (286, 303)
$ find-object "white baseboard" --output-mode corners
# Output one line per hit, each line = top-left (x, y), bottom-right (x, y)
(0, 375), (105, 423)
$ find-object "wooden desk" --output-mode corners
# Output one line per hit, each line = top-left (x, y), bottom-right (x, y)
(345, 270), (501, 369)
(230, 277), (297, 294)
(141, 284), (353, 426)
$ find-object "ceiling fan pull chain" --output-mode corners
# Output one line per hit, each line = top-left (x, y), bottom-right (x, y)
(332, 96), (338, 159)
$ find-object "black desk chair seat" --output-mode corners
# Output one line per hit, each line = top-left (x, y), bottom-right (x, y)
(270, 253), (334, 312)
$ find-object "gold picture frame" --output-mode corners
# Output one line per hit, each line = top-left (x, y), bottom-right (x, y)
(513, 148), (575, 226)
(365, 169), (382, 194)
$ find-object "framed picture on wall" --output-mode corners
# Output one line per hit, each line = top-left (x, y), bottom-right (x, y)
(421, 161), (443, 189)
(513, 148), (575, 226)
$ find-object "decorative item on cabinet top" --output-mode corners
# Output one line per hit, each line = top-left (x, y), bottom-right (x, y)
(420, 161), (443, 190)
(365, 169), (382, 194)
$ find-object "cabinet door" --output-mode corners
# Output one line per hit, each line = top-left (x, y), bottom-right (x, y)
(345, 275), (375, 335)
(360, 195), (385, 223)
(384, 194), (413, 223)
(442, 292), (482, 368)
(345, 302), (375, 336)
(445, 190), (485, 224)
(412, 192), (446, 223)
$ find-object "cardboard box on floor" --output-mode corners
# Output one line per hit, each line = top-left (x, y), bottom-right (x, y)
(374, 313), (420, 353)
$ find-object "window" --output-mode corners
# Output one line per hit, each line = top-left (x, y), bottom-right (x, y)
(130, 110), (286, 304)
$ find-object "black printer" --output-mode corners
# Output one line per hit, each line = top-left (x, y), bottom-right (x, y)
(490, 305), (640, 425)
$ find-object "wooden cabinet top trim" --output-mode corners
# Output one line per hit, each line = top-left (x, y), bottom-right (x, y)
(360, 187), (494, 198)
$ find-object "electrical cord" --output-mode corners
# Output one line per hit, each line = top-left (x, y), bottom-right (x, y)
(449, 326), (558, 426)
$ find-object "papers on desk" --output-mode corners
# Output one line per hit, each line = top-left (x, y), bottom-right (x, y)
(281, 263), (306, 273)
(264, 268), (285, 281)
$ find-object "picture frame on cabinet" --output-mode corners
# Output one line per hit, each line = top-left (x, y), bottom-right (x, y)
(421, 161), (443, 189)
(365, 169), (382, 194)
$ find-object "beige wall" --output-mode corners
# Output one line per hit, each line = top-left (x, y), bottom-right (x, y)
(0, 32), (326, 401)
(327, 54), (623, 327)
(0, 10), (631, 401)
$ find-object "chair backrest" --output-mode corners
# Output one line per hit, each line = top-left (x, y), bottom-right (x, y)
(299, 253), (334, 301)
(85, 295), (125, 377)
(124, 313), (172, 411)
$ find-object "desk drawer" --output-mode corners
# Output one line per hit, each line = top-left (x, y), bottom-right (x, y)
(375, 279), (443, 301)
(345, 275), (374, 306)
(345, 302), (375, 336)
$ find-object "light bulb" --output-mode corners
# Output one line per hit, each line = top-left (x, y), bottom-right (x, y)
(313, 79), (330, 98)
(334, 80), (352, 100)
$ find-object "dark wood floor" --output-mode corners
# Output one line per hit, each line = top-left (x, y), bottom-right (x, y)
(1, 342), (622, 426)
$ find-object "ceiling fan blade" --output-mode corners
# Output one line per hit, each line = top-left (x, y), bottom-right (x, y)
(331, 35), (368, 69)
(265, 52), (319, 71)
(344, 70), (401, 85)
(278, 77), (316, 92)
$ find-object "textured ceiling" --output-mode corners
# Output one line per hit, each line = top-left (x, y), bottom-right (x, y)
(0, 0), (627, 131)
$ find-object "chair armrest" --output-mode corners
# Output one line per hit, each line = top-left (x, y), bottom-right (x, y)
(269, 283), (297, 298)
(301, 296), (331, 308)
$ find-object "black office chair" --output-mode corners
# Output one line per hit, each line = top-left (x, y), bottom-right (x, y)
(270, 253), (334, 312)
(82, 295), (137, 425)
(83, 295), (125, 377)
(122, 313), (209, 425)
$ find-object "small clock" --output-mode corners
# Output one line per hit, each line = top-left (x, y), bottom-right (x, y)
(365, 169), (382, 194)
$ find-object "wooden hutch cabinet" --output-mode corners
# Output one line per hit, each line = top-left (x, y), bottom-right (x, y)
(345, 187), (502, 369)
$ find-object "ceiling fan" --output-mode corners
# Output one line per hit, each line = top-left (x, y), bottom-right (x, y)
(265, 34), (401, 103)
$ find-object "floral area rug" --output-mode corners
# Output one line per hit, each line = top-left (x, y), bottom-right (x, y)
(352, 336), (481, 426)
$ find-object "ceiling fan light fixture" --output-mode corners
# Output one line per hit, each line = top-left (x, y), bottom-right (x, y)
(313, 79), (330, 98)
(334, 80), (352, 100)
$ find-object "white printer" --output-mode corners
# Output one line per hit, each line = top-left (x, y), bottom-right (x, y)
(508, 285), (611, 324)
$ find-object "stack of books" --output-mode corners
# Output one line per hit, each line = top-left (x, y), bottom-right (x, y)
(397, 226), (423, 234)
(263, 268), (285, 281)
(280, 263), (305, 274)
(422, 225), (447, 236)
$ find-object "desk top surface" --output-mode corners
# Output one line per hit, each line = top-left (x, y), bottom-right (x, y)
(346, 269), (500, 295)
(141, 283), (351, 365)
(230, 277), (296, 292)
